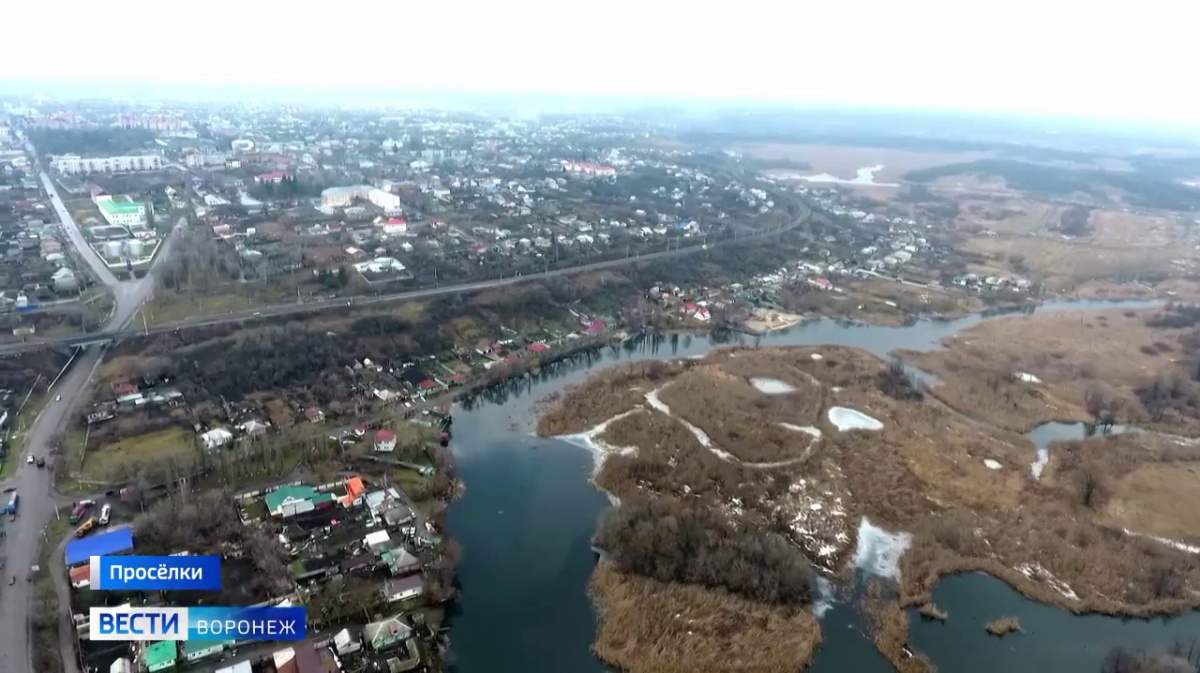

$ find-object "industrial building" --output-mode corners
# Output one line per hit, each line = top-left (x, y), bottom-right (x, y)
(95, 195), (149, 227)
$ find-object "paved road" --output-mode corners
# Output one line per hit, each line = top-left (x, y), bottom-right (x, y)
(0, 137), (177, 673)
(0, 213), (808, 355)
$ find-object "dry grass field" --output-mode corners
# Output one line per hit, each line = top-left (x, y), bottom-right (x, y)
(590, 561), (821, 673)
(539, 341), (1200, 668)
(899, 306), (1200, 434)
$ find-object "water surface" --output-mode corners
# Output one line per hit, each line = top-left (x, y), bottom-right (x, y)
(446, 298), (1185, 672)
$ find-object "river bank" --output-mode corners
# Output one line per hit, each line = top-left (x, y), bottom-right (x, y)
(443, 297), (1200, 673)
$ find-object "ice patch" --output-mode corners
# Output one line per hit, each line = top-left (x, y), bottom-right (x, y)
(853, 517), (911, 580)
(780, 423), (823, 438)
(1017, 372), (1042, 383)
(646, 388), (738, 461)
(811, 577), (835, 618)
(559, 410), (642, 503)
(1016, 562), (1079, 601)
(1123, 528), (1200, 554)
(828, 406), (884, 432)
(751, 377), (796, 394)
(1031, 450), (1049, 480)
(984, 459), (1003, 470)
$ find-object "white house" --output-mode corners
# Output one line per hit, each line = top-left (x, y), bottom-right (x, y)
(381, 575), (424, 603)
(199, 428), (233, 450)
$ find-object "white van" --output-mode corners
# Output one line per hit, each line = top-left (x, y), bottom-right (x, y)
(98, 504), (111, 526)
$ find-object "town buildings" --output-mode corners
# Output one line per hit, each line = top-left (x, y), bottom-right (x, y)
(52, 154), (163, 175)
(94, 195), (149, 227)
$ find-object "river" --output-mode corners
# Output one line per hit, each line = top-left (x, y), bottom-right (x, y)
(445, 298), (1200, 672)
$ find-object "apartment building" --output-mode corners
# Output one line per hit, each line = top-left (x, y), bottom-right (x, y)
(53, 154), (163, 175)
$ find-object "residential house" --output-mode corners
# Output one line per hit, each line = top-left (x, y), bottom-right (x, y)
(364, 615), (414, 652)
(183, 640), (226, 663)
(304, 408), (325, 423)
(111, 658), (134, 673)
(381, 574), (424, 603)
(365, 529), (393, 553)
(199, 428), (233, 450)
(333, 628), (362, 656)
(264, 485), (336, 518)
(381, 547), (421, 577)
(272, 643), (324, 673)
(374, 429), (397, 452)
(144, 641), (177, 672)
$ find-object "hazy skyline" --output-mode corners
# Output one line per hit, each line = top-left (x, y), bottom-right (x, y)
(5, 0), (1194, 126)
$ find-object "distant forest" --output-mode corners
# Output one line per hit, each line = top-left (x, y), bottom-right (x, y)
(903, 159), (1200, 211)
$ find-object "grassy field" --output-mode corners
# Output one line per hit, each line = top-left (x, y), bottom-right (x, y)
(590, 560), (821, 673)
(132, 287), (298, 326)
(1, 394), (47, 477)
(79, 426), (196, 482)
(1103, 461), (1200, 539)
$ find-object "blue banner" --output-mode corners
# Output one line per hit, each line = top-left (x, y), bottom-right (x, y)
(89, 606), (307, 642)
(92, 555), (222, 591)
(188, 606), (307, 641)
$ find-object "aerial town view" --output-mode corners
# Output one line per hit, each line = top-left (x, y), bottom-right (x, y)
(0, 3), (1198, 673)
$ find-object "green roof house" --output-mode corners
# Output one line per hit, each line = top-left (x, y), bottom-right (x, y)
(144, 641), (177, 672)
(264, 485), (335, 518)
(182, 639), (226, 663)
(363, 614), (413, 652)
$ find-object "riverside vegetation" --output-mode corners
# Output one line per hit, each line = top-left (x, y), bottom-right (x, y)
(536, 341), (1200, 671)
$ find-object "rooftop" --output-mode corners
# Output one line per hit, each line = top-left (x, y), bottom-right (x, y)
(145, 641), (177, 667)
(98, 199), (145, 216)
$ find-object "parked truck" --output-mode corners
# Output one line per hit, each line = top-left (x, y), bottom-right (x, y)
(5, 491), (17, 516)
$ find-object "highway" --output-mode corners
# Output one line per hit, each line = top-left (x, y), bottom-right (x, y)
(0, 213), (807, 355)
(0, 136), (172, 673)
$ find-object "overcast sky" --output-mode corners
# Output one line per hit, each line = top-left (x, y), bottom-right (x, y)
(4, 0), (1195, 125)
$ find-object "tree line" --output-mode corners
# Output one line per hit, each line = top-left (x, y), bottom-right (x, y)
(594, 495), (815, 606)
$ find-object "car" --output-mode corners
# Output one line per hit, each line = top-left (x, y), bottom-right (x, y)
(253, 311), (261, 316)
(98, 504), (111, 526)
(54, 395), (61, 402)
(25, 456), (33, 465)
(35, 458), (45, 468)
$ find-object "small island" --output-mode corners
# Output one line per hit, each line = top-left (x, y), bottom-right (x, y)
(985, 617), (1022, 637)
(537, 342), (1200, 670)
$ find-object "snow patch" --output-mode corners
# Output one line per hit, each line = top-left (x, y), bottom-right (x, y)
(828, 406), (884, 432)
(1016, 563), (1079, 601)
(751, 377), (796, 394)
(1017, 372), (1042, 383)
(811, 353), (824, 361)
(645, 388), (738, 461)
(780, 423), (822, 438)
(984, 459), (1003, 470)
(811, 577), (835, 618)
(559, 410), (642, 503)
(1123, 529), (1200, 554)
(1031, 450), (1049, 480)
(853, 517), (911, 580)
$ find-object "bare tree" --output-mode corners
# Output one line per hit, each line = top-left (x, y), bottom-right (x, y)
(1077, 462), (1107, 509)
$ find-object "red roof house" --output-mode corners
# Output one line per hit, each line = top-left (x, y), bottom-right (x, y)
(374, 429), (396, 452)
(527, 343), (549, 354)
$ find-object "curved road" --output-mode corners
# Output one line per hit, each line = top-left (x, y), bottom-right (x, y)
(0, 137), (177, 673)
